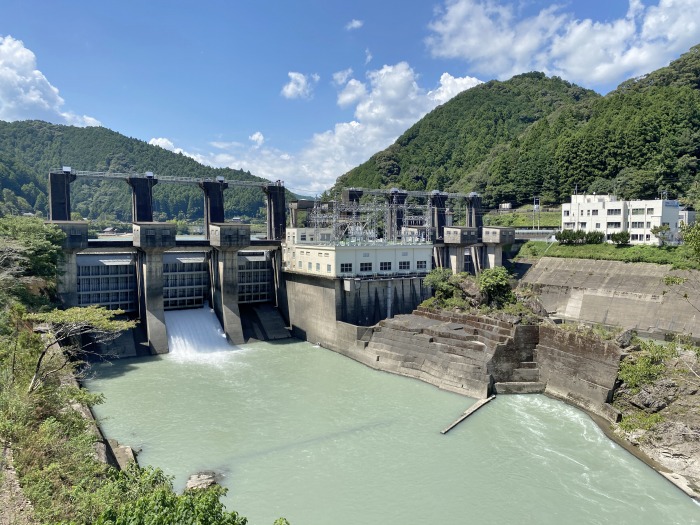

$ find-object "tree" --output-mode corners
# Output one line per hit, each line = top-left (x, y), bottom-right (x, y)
(0, 216), (65, 279)
(651, 224), (672, 246)
(24, 306), (135, 393)
(610, 231), (630, 245)
(681, 222), (700, 257)
(584, 231), (605, 244)
(477, 266), (515, 307)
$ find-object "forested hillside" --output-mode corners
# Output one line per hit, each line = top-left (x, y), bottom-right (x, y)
(0, 121), (276, 221)
(333, 44), (700, 208)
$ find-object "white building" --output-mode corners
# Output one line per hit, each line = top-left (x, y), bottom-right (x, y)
(561, 194), (696, 245)
(282, 227), (433, 278)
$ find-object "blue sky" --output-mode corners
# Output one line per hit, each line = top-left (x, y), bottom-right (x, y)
(1, 1), (699, 195)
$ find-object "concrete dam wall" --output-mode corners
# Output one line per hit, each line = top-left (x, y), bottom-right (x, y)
(325, 308), (624, 422)
(521, 257), (700, 339)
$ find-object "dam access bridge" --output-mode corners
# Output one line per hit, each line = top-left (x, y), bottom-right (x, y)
(48, 168), (514, 355)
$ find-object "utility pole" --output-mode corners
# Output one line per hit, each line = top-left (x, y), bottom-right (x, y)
(533, 195), (540, 230)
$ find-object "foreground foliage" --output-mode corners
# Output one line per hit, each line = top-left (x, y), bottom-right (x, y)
(0, 217), (285, 524)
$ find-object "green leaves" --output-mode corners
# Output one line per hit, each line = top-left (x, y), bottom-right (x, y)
(477, 267), (515, 307)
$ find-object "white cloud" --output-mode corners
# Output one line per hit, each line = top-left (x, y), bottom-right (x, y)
(365, 48), (373, 65)
(426, 0), (700, 91)
(181, 63), (482, 194)
(332, 68), (353, 86)
(0, 35), (100, 126)
(346, 19), (364, 31)
(337, 79), (367, 107)
(428, 72), (482, 104)
(249, 131), (265, 147)
(281, 71), (320, 99)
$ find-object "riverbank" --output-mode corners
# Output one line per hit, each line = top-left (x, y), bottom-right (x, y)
(328, 305), (700, 503)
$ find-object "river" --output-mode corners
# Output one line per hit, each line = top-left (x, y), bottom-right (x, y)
(84, 307), (700, 525)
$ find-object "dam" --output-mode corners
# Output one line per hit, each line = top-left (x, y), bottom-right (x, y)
(48, 167), (515, 357)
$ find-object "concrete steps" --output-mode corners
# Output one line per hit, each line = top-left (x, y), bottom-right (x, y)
(512, 361), (540, 382)
(494, 382), (546, 394)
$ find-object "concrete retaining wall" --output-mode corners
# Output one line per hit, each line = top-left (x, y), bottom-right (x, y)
(281, 272), (430, 347)
(326, 309), (542, 399)
(536, 325), (624, 421)
(324, 308), (625, 423)
(522, 257), (700, 339)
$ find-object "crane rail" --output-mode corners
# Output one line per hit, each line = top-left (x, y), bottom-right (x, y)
(346, 187), (479, 200)
(68, 170), (276, 188)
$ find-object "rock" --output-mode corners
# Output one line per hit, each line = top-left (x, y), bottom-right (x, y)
(107, 439), (137, 470)
(458, 279), (484, 306)
(186, 471), (219, 490)
(615, 329), (635, 348)
(629, 390), (667, 412)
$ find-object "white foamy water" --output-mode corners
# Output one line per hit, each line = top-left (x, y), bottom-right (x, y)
(164, 306), (238, 364)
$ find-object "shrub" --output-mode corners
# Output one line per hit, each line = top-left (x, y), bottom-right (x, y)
(610, 231), (630, 245)
(584, 231), (605, 244)
(477, 267), (515, 307)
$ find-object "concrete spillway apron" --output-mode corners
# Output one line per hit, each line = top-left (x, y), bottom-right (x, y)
(441, 395), (496, 434)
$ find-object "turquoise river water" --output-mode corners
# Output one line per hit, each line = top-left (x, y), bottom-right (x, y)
(84, 307), (700, 525)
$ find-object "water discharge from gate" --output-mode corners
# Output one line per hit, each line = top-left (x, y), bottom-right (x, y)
(85, 308), (700, 525)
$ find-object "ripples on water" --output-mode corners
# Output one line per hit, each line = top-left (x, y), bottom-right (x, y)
(84, 308), (700, 525)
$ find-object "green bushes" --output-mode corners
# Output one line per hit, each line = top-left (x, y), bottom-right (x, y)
(515, 240), (700, 269)
(618, 340), (676, 393)
(422, 267), (516, 310)
(555, 229), (606, 245)
(610, 231), (630, 245)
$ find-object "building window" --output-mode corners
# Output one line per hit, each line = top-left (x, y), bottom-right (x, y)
(326, 264), (331, 273)
(607, 222), (621, 228)
(647, 222), (651, 228)
(316, 263), (320, 271)
(563, 210), (570, 216)
(579, 222), (586, 229)
(308, 262), (312, 271)
(607, 209), (621, 216)
(300, 234), (306, 241)
(580, 210), (585, 215)
(647, 208), (654, 214)
(399, 261), (410, 270)
(591, 210), (598, 216)
(360, 262), (372, 272)
(595, 223), (601, 229)
(632, 208), (644, 215)
(362, 252), (370, 258)
(631, 222), (644, 228)
(646, 234), (651, 241)
(380, 262), (392, 271)
(340, 263), (352, 273)
(416, 261), (427, 269)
